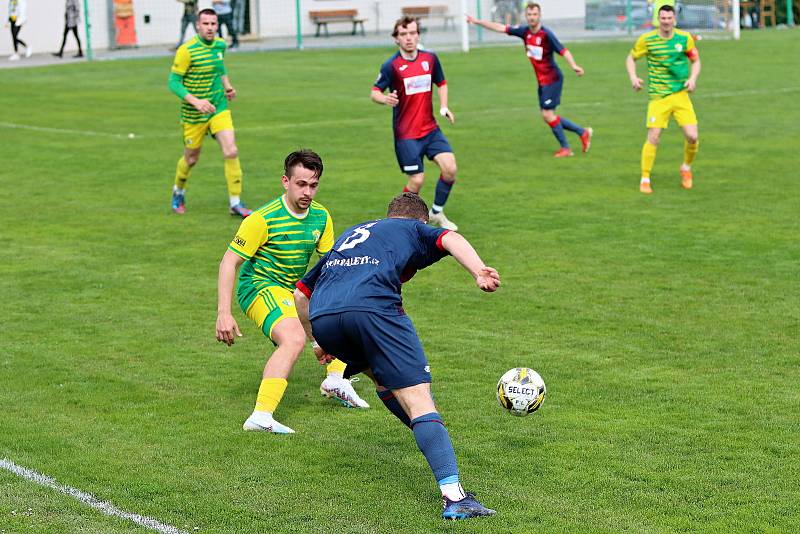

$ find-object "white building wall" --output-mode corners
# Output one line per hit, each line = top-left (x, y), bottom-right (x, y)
(1, 0), (585, 56)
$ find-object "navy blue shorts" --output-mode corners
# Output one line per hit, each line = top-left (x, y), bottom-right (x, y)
(311, 311), (432, 390)
(538, 78), (563, 110)
(394, 128), (453, 175)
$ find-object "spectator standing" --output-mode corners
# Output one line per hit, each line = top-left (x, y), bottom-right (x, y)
(53, 0), (83, 58)
(212, 0), (238, 48)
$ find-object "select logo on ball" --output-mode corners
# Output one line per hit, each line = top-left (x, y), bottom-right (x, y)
(496, 367), (546, 416)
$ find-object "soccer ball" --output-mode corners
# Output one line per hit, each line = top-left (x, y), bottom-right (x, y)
(496, 368), (546, 416)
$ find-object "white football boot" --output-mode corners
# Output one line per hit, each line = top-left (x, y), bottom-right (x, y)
(428, 210), (458, 231)
(320, 376), (370, 409)
(243, 412), (295, 434)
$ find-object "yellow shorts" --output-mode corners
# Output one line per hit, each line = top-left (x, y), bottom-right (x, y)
(182, 110), (234, 149)
(244, 285), (297, 342)
(646, 90), (697, 129)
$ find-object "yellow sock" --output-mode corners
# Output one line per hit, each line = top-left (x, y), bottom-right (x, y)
(174, 157), (191, 189)
(224, 157), (243, 197)
(254, 377), (288, 414)
(326, 358), (347, 377)
(641, 141), (657, 179)
(683, 140), (699, 166)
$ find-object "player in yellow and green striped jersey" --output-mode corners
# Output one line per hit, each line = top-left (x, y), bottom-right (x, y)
(626, 4), (701, 194)
(167, 8), (251, 217)
(216, 150), (370, 435)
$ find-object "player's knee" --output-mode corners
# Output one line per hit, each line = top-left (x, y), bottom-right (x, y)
(222, 145), (239, 159)
(647, 131), (661, 145)
(279, 331), (307, 358)
(440, 163), (457, 181)
(184, 153), (200, 166)
(685, 133), (698, 145)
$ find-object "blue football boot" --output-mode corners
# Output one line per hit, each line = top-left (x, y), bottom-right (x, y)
(442, 492), (496, 520)
(171, 190), (186, 214)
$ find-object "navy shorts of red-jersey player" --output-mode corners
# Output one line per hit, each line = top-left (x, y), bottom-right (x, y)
(312, 311), (432, 389)
(394, 128), (453, 175)
(538, 77), (563, 110)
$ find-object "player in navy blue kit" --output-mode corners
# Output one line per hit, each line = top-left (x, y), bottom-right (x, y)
(294, 193), (500, 520)
(467, 3), (593, 157)
(371, 16), (459, 231)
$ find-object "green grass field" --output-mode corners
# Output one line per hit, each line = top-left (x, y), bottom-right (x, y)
(1, 28), (799, 533)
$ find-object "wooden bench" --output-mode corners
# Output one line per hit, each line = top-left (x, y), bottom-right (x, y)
(309, 9), (366, 37)
(401, 5), (456, 30)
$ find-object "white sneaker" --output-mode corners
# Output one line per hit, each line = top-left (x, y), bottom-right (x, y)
(320, 376), (370, 408)
(8, 53), (20, 61)
(428, 210), (458, 231)
(243, 413), (295, 434)
(24, 46), (32, 58)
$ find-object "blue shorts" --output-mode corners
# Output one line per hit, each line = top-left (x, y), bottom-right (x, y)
(311, 311), (432, 390)
(538, 78), (563, 110)
(394, 128), (453, 175)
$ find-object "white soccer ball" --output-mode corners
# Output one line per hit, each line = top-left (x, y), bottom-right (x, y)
(496, 367), (546, 416)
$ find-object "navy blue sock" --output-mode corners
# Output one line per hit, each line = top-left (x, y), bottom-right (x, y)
(431, 176), (454, 214)
(377, 390), (411, 428)
(410, 412), (459, 484)
(559, 116), (585, 137)
(548, 118), (569, 148)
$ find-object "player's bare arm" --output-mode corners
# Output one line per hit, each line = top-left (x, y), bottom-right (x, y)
(625, 53), (643, 91)
(185, 93), (217, 114)
(216, 250), (245, 345)
(293, 289), (333, 365)
(562, 50), (584, 76)
(685, 54), (701, 92)
(437, 84), (455, 124)
(464, 14), (506, 33)
(371, 88), (399, 107)
(222, 74), (236, 100)
(440, 232), (501, 292)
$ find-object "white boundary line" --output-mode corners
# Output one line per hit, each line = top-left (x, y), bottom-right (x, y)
(0, 458), (190, 534)
(1, 87), (798, 140)
(0, 121), (128, 139)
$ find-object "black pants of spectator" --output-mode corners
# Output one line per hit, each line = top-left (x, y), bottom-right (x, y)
(177, 14), (196, 47)
(57, 25), (83, 56)
(217, 13), (238, 47)
(9, 19), (26, 53)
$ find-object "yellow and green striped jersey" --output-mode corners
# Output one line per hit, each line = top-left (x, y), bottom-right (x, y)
(631, 29), (697, 100)
(171, 35), (228, 123)
(228, 196), (335, 310)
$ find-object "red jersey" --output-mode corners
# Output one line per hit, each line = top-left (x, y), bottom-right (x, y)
(373, 50), (446, 140)
(506, 24), (567, 87)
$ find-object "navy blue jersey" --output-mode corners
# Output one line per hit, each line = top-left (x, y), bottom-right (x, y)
(297, 218), (450, 318)
(373, 51), (446, 140)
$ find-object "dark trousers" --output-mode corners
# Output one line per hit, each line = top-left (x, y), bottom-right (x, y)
(58, 25), (82, 55)
(9, 19), (26, 52)
(217, 13), (238, 45)
(177, 14), (196, 46)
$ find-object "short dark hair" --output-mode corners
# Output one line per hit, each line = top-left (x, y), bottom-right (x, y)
(198, 8), (217, 18)
(525, 2), (541, 11)
(284, 149), (324, 179)
(658, 4), (675, 14)
(392, 16), (421, 37)
(387, 192), (429, 221)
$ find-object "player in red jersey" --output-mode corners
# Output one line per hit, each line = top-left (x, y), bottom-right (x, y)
(371, 16), (459, 230)
(467, 2), (592, 157)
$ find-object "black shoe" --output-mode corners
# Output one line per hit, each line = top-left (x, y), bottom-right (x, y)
(52, 52), (63, 58)
(73, 52), (84, 58)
